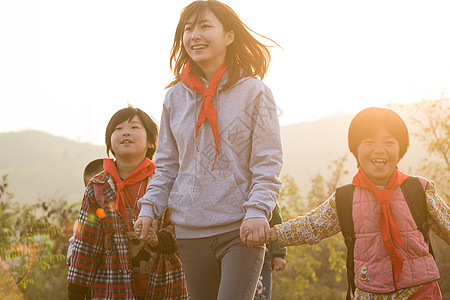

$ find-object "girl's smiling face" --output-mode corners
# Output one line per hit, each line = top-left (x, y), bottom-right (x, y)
(110, 115), (152, 162)
(182, 9), (234, 73)
(357, 127), (400, 186)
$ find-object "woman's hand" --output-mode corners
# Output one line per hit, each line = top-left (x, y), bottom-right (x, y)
(134, 216), (154, 240)
(240, 217), (270, 248)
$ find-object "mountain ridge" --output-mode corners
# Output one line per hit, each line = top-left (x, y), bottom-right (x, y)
(0, 112), (428, 204)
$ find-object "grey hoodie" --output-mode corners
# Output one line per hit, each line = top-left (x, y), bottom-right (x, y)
(138, 73), (283, 238)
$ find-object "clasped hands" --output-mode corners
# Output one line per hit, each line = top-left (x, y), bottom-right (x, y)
(134, 216), (158, 247)
(134, 216), (278, 248)
(240, 217), (278, 247)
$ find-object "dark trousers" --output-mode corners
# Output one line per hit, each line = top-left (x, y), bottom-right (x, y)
(177, 229), (265, 300)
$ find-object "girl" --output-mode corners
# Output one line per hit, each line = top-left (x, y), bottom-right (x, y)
(134, 1), (283, 299)
(67, 106), (189, 299)
(269, 107), (449, 299)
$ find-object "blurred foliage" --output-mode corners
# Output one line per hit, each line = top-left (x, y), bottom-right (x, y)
(391, 96), (450, 199)
(0, 175), (78, 300)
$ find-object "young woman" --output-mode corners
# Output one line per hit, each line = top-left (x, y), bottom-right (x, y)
(135, 1), (283, 299)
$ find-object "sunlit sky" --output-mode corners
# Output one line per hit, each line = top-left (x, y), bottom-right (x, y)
(1, 0), (449, 145)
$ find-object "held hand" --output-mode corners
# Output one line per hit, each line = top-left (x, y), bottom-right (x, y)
(134, 216), (153, 240)
(240, 217), (270, 248)
(141, 226), (159, 247)
(272, 257), (286, 271)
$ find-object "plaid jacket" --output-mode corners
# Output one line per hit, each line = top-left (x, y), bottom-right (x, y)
(67, 171), (189, 299)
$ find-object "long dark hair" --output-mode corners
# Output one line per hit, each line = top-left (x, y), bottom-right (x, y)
(167, 0), (278, 90)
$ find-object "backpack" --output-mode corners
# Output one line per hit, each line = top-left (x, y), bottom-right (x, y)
(335, 176), (434, 300)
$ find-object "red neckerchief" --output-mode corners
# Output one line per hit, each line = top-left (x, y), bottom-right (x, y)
(352, 168), (413, 292)
(103, 158), (155, 232)
(180, 61), (228, 171)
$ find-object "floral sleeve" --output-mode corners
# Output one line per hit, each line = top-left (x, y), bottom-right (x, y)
(274, 193), (341, 248)
(426, 180), (450, 244)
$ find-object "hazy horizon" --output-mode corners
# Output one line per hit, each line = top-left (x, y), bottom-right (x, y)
(1, 0), (449, 145)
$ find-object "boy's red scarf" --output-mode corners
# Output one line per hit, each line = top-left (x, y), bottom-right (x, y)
(103, 158), (155, 232)
(352, 168), (413, 291)
(180, 61), (228, 171)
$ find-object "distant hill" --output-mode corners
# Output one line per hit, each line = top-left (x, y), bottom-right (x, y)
(0, 113), (429, 204)
(0, 130), (105, 204)
(281, 113), (352, 191)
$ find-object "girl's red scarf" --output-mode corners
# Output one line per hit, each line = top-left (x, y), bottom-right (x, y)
(180, 61), (228, 171)
(352, 168), (413, 292)
(103, 158), (155, 232)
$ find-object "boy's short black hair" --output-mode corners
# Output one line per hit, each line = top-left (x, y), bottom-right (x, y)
(83, 158), (104, 186)
(105, 106), (158, 160)
(348, 107), (409, 161)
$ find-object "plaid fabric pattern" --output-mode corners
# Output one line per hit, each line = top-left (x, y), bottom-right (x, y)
(68, 171), (189, 299)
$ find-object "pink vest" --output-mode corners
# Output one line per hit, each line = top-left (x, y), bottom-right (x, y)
(352, 177), (440, 293)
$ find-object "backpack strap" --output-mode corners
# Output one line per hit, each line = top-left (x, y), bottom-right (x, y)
(400, 176), (434, 258)
(335, 184), (356, 300)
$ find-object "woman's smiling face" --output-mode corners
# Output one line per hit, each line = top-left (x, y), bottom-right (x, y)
(357, 126), (400, 186)
(182, 9), (234, 73)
